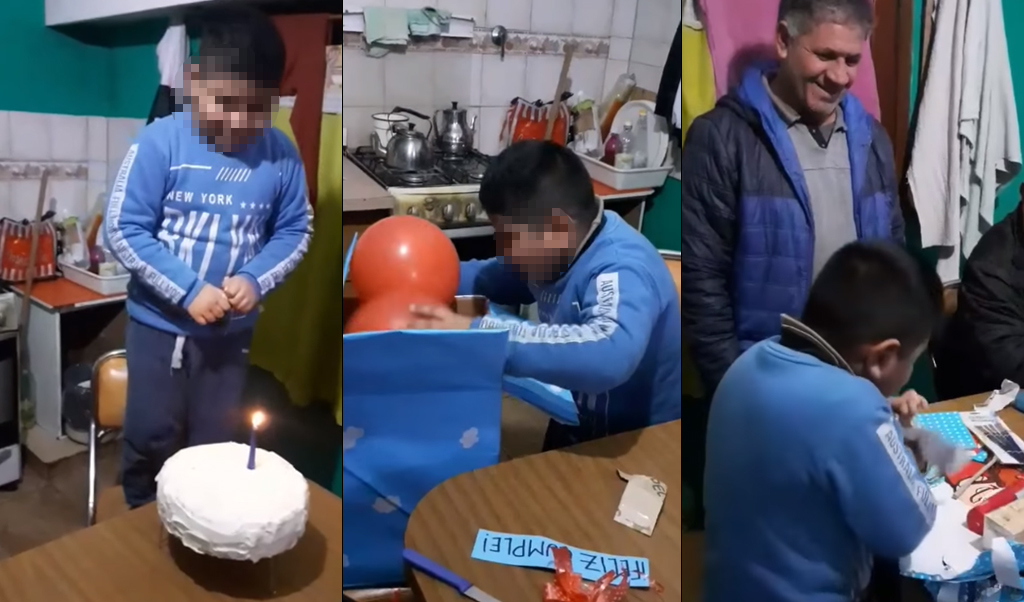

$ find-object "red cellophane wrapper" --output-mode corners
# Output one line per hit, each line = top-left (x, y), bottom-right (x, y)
(542, 547), (630, 602)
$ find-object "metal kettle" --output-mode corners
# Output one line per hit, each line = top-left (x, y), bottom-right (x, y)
(433, 102), (477, 155)
(384, 107), (434, 171)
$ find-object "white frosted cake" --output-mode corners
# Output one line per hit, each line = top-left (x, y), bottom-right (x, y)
(156, 442), (309, 562)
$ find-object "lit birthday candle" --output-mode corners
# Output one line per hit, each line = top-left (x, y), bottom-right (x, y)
(247, 411), (265, 470)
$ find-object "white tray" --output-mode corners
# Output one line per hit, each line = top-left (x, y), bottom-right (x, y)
(60, 261), (128, 296)
(577, 152), (672, 191)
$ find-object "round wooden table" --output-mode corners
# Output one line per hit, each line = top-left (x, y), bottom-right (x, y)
(404, 420), (687, 601)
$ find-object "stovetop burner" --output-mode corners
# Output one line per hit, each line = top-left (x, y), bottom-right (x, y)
(347, 146), (491, 189)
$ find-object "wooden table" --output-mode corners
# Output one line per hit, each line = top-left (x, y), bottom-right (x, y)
(0, 482), (343, 601)
(405, 421), (683, 601)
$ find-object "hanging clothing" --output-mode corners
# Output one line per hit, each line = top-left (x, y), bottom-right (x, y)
(656, 22), (715, 144)
(273, 14), (330, 209)
(696, 0), (881, 118)
(147, 24), (188, 124)
(907, 0), (1020, 285)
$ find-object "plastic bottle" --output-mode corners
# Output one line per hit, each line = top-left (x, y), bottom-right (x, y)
(633, 110), (649, 169)
(603, 133), (622, 165)
(599, 73), (637, 139)
(615, 122), (635, 170)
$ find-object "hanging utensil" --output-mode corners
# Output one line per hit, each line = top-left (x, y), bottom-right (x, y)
(490, 25), (507, 61)
(545, 42), (575, 141)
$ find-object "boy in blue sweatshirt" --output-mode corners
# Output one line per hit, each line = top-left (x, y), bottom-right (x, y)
(408, 141), (681, 449)
(104, 8), (312, 507)
(703, 241), (941, 602)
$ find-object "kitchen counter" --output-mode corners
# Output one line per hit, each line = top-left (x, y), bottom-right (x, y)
(342, 155), (393, 212)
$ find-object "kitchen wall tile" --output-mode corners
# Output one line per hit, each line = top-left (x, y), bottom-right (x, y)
(87, 117), (107, 163)
(342, 107), (385, 149)
(50, 115), (88, 162)
(476, 107), (507, 156)
(628, 61), (662, 92)
(608, 37), (631, 61)
(530, 0), (573, 35)
(49, 179), (88, 219)
(107, 118), (144, 185)
(434, 52), (479, 109)
(480, 54), (526, 107)
(634, 0), (673, 43)
(10, 112), (51, 161)
(631, 38), (670, 68)
(669, 0), (681, 27)
(603, 59), (629, 98)
(342, 48), (386, 108)
(0, 113), (10, 160)
(10, 179), (42, 221)
(569, 57), (608, 100)
(468, 53), (483, 106)
(87, 161), (107, 184)
(572, 0), (613, 37)
(438, 0), (486, 22)
(524, 54), (563, 103)
(486, 0), (531, 31)
(0, 182), (11, 219)
(386, 0), (436, 8)
(611, 0), (637, 38)
(384, 52), (435, 109)
(344, 0), (386, 7)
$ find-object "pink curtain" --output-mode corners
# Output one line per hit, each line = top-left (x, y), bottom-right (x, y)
(697, 0), (881, 119)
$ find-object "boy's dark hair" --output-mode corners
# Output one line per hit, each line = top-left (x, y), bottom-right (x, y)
(479, 141), (599, 226)
(191, 6), (286, 90)
(802, 241), (943, 356)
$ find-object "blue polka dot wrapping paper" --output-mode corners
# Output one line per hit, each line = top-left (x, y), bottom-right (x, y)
(341, 329), (507, 588)
(913, 413), (987, 463)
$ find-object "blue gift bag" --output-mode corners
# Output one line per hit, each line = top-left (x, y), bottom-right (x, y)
(487, 307), (579, 426)
(341, 329), (508, 587)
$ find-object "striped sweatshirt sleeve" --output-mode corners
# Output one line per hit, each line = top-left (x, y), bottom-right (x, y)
(104, 131), (203, 307)
(474, 266), (658, 393)
(236, 149), (313, 299)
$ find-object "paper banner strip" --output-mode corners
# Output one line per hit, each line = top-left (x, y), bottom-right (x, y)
(469, 529), (651, 588)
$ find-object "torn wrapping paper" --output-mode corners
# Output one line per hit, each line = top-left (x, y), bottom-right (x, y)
(903, 483), (1024, 601)
(976, 380), (1021, 413)
(613, 471), (667, 536)
(543, 547), (630, 602)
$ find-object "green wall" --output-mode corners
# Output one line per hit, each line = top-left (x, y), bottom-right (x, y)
(0, 0), (161, 118)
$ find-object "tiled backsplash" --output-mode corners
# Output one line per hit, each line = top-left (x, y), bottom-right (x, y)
(342, 0), (680, 155)
(0, 112), (145, 222)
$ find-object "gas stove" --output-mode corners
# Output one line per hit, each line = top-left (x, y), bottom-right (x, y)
(346, 147), (493, 236)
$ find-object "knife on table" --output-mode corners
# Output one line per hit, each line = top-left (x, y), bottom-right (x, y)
(403, 549), (503, 602)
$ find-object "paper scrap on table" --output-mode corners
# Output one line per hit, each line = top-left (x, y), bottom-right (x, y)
(613, 471), (667, 536)
(470, 529), (651, 588)
(975, 379), (1020, 413)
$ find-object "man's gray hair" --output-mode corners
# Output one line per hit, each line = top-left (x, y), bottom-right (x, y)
(778, 0), (874, 37)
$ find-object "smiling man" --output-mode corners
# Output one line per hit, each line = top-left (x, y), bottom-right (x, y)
(678, 0), (904, 399)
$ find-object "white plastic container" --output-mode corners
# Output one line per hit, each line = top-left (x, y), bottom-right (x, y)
(577, 152), (672, 191)
(60, 261), (129, 296)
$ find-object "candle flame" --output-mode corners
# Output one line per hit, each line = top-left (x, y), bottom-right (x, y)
(251, 411), (265, 429)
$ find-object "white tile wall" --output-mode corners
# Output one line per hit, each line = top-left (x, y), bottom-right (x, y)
(342, 0), (668, 154)
(0, 112), (145, 220)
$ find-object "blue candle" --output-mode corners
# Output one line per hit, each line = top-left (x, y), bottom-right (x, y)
(247, 411), (265, 470)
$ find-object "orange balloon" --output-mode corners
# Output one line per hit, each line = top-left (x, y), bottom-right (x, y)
(344, 292), (435, 335)
(348, 216), (460, 304)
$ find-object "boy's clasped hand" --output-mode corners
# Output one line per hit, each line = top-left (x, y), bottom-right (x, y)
(186, 276), (259, 325)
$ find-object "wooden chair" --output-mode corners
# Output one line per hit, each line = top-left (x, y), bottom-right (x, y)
(88, 349), (128, 526)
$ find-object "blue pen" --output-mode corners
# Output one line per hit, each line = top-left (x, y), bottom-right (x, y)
(403, 549), (503, 602)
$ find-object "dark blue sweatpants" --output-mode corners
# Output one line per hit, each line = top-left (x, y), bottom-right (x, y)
(121, 319), (252, 508)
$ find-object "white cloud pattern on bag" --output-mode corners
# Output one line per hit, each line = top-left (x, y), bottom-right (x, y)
(461, 427), (480, 449)
(343, 427), (364, 451)
(372, 496), (401, 514)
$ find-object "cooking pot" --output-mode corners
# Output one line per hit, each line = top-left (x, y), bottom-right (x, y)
(384, 107), (433, 171)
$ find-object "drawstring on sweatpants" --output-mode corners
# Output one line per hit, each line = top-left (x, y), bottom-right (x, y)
(171, 335), (186, 370)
